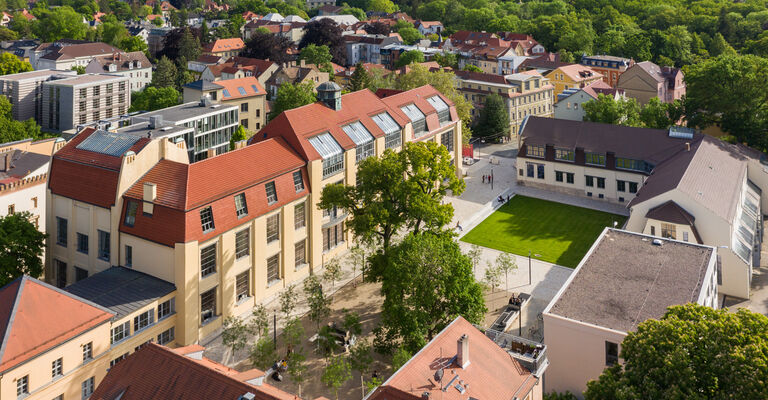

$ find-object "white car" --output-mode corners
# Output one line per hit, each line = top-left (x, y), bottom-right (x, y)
(463, 156), (475, 165)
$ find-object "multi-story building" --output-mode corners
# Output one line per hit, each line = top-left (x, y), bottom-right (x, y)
(129, 98), (239, 161)
(455, 70), (554, 138)
(243, 19), (307, 43)
(343, 34), (400, 66)
(617, 61), (685, 104)
(543, 228), (718, 397)
(366, 316), (545, 400)
(517, 117), (768, 299)
(264, 62), (330, 99)
(544, 64), (603, 100)
(41, 73), (131, 134)
(30, 41), (120, 70)
(414, 20), (443, 36)
(553, 80), (624, 121)
(497, 32), (546, 56)
(307, 0), (335, 9)
(0, 69), (77, 123)
(202, 38), (246, 59)
(147, 27), (173, 57)
(580, 55), (634, 88)
(85, 51), (153, 92)
(200, 56), (278, 87)
(91, 343), (302, 399)
(0, 270), (175, 400)
(183, 76), (267, 131)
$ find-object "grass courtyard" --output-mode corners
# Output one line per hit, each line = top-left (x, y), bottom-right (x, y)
(462, 195), (627, 268)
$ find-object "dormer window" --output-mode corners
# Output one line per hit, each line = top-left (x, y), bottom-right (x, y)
(427, 95), (451, 124)
(308, 133), (344, 179)
(293, 171), (304, 192)
(265, 181), (278, 204)
(401, 104), (426, 137)
(200, 206), (215, 233)
(526, 145), (545, 158)
(555, 148), (574, 162)
(234, 193), (248, 218)
(342, 121), (374, 163)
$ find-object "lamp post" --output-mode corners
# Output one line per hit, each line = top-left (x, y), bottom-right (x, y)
(528, 250), (532, 286)
(491, 168), (494, 191)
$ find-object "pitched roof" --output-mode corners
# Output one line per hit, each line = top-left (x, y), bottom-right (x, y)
(64, 267), (175, 320)
(215, 76), (266, 100)
(120, 138), (308, 246)
(0, 277), (114, 373)
(88, 51), (150, 73)
(203, 38), (245, 53)
(547, 229), (714, 332)
(91, 343), (300, 400)
(552, 63), (603, 81)
(369, 316), (538, 400)
(39, 42), (119, 61)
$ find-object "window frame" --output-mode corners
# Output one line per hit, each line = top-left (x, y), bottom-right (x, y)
(293, 171), (304, 192)
(584, 152), (606, 166)
(82, 342), (93, 363)
(235, 228), (250, 260)
(133, 309), (155, 333)
(295, 239), (306, 268)
(554, 148), (574, 162)
(265, 181), (278, 205)
(526, 145), (545, 158)
(605, 341), (619, 366)
(294, 202), (306, 229)
(200, 207), (215, 233)
(158, 298), (175, 320)
(17, 375), (28, 398)
(266, 213), (280, 243)
(52, 357), (63, 379)
(236, 271), (250, 302)
(200, 288), (217, 324)
(76, 232), (89, 254)
(200, 244), (217, 277)
(111, 321), (130, 344)
(234, 193), (248, 218)
(266, 254), (280, 284)
(97, 230), (110, 261)
(56, 217), (67, 247)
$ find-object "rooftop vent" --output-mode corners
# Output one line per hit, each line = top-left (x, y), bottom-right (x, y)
(149, 115), (163, 129)
(652, 239), (663, 246)
(200, 94), (213, 107)
(238, 393), (256, 400)
(457, 334), (470, 369)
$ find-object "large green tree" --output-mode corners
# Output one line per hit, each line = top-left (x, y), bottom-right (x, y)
(319, 141), (464, 258)
(397, 26), (424, 45)
(270, 81), (317, 120)
(33, 7), (87, 42)
(0, 53), (32, 76)
(151, 56), (178, 89)
(377, 232), (486, 353)
(585, 304), (768, 400)
(473, 93), (510, 139)
(0, 212), (46, 286)
(394, 49), (424, 68)
(583, 94), (642, 126)
(349, 62), (372, 92)
(299, 44), (333, 74)
(684, 54), (768, 151)
(128, 86), (180, 112)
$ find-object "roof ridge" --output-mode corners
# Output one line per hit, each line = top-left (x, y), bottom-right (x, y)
(0, 277), (24, 367)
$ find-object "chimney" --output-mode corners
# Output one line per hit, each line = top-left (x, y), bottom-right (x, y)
(143, 182), (156, 215)
(300, 59), (306, 67)
(207, 148), (215, 159)
(685, 142), (690, 152)
(457, 334), (470, 369)
(3, 153), (10, 172)
(149, 115), (163, 129)
(200, 94), (213, 107)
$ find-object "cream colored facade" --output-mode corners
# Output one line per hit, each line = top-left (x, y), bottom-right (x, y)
(183, 85), (267, 131)
(545, 67), (603, 101)
(0, 287), (176, 400)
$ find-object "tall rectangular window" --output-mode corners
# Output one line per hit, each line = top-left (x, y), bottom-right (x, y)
(628, 182), (638, 193)
(98, 230), (110, 261)
(56, 217), (67, 246)
(200, 244), (217, 277)
(234, 193), (248, 218)
(617, 180), (626, 192)
(537, 164), (545, 179)
(158, 298), (175, 320)
(266, 213), (280, 243)
(52, 358), (63, 378)
(111, 321), (130, 344)
(597, 177), (605, 189)
(201, 288), (217, 323)
(661, 223), (676, 240)
(267, 254), (280, 283)
(293, 171), (304, 192)
(294, 202), (306, 229)
(605, 341), (619, 366)
(83, 342), (93, 362)
(77, 233), (89, 254)
(555, 171), (563, 182)
(200, 207), (215, 233)
(82, 377), (94, 399)
(566, 173), (574, 184)
(133, 309), (154, 332)
(265, 182), (278, 204)
(586, 176), (594, 187)
(236, 271), (249, 301)
(441, 130), (454, 152)
(295, 239), (306, 267)
(17, 375), (28, 397)
(125, 245), (132, 267)
(322, 222), (344, 251)
(235, 229), (250, 259)
(124, 201), (138, 226)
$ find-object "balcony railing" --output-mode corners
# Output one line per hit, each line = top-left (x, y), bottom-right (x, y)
(482, 327), (548, 376)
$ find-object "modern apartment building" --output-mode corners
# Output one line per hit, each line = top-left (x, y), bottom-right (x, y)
(40, 73), (131, 134)
(30, 41), (120, 70)
(517, 117), (768, 299)
(0, 271), (175, 400)
(85, 51), (153, 91)
(579, 55), (634, 87)
(343, 34), (400, 66)
(129, 98), (239, 161)
(543, 228), (718, 397)
(182, 76), (267, 131)
(455, 70), (554, 138)
(0, 69), (77, 122)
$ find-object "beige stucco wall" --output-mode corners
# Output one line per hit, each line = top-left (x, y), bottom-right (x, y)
(616, 70), (659, 105)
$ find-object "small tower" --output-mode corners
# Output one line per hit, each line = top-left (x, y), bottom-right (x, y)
(317, 81), (342, 111)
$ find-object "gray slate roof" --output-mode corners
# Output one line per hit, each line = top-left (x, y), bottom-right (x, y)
(64, 267), (175, 320)
(548, 229), (713, 332)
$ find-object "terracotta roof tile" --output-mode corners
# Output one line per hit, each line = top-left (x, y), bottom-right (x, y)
(91, 343), (300, 400)
(216, 76), (266, 100)
(204, 38), (245, 53)
(0, 277), (114, 373)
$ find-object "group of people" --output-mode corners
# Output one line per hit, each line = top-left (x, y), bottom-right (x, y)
(482, 174), (494, 184)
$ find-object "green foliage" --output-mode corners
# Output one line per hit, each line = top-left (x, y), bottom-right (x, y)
(544, 391), (579, 400)
(378, 232), (487, 353)
(322, 257), (342, 290)
(70, 65), (85, 75)
(151, 56), (177, 89)
(33, 7), (87, 42)
(278, 283), (299, 320)
(394, 49), (424, 68)
(0, 53), (31, 76)
(368, 0), (397, 13)
(461, 64), (483, 73)
(433, 51), (458, 69)
(128, 86), (180, 112)
(316, 325), (341, 357)
(494, 252), (517, 292)
(0, 212), (46, 286)
(250, 337), (277, 371)
(0, 97), (44, 143)
(483, 262), (501, 292)
(299, 44), (333, 73)
(349, 338), (374, 398)
(303, 274), (330, 330)
(282, 317), (304, 351)
(585, 304), (768, 399)
(473, 93), (509, 139)
(397, 26), (423, 45)
(638, 98), (683, 129)
(286, 349), (308, 398)
(319, 141), (464, 259)
(343, 310), (362, 336)
(270, 81), (317, 120)
(467, 244), (482, 273)
(322, 355), (352, 400)
(229, 125), (247, 150)
(221, 315), (253, 355)
(250, 304), (269, 338)
(0, 27), (17, 41)
(119, 36), (148, 53)
(583, 94), (642, 127)
(391, 347), (412, 371)
(365, 376), (383, 394)
(349, 62), (372, 92)
(100, 21), (128, 47)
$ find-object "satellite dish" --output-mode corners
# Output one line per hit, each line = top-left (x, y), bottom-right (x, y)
(434, 368), (444, 382)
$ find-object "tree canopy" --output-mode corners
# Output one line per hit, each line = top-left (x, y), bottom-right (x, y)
(473, 93), (509, 138)
(394, 49), (424, 68)
(299, 44), (333, 74)
(583, 94), (683, 130)
(270, 81), (317, 120)
(349, 62), (373, 92)
(585, 304), (768, 400)
(299, 19), (345, 64)
(0, 52), (32, 76)
(129, 86), (180, 112)
(241, 31), (292, 64)
(0, 212), (46, 286)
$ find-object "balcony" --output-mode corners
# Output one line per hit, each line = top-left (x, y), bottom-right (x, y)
(483, 327), (548, 376)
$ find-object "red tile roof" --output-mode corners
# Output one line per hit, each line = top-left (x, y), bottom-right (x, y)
(91, 343), (300, 400)
(204, 38), (245, 53)
(379, 85), (458, 136)
(368, 317), (538, 400)
(0, 277), (114, 374)
(121, 138), (308, 246)
(216, 76), (266, 100)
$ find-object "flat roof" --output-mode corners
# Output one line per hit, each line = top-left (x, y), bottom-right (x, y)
(0, 69), (75, 81)
(45, 73), (127, 86)
(117, 121), (194, 139)
(547, 229), (713, 332)
(64, 267), (175, 320)
(134, 101), (237, 123)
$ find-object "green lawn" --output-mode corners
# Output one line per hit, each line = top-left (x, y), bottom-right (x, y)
(461, 195), (627, 268)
